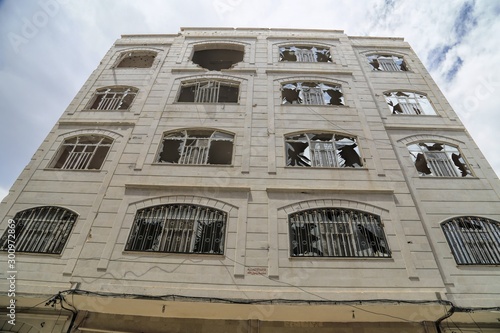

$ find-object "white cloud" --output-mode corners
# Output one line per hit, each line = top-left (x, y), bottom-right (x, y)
(0, 0), (499, 196)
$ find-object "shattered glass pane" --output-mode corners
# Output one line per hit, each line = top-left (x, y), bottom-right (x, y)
(285, 133), (362, 168)
(384, 91), (436, 115)
(279, 46), (332, 62)
(281, 82), (344, 105)
(407, 142), (472, 177)
(367, 54), (408, 71)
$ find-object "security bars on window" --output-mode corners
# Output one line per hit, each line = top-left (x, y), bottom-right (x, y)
(442, 217), (500, 265)
(178, 80), (239, 103)
(384, 91), (437, 115)
(156, 130), (233, 165)
(125, 204), (227, 254)
(279, 46), (332, 62)
(407, 142), (472, 177)
(0, 206), (77, 254)
(89, 87), (138, 110)
(285, 133), (362, 168)
(367, 54), (408, 71)
(281, 82), (344, 105)
(289, 208), (390, 257)
(50, 135), (112, 170)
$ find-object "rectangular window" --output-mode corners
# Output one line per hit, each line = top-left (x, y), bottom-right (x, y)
(178, 80), (239, 103)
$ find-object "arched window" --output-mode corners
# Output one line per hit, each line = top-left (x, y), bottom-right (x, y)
(87, 86), (138, 110)
(285, 132), (362, 168)
(116, 51), (157, 68)
(50, 135), (112, 170)
(178, 80), (239, 103)
(289, 208), (390, 258)
(125, 204), (227, 254)
(384, 91), (436, 115)
(0, 206), (77, 254)
(442, 217), (500, 265)
(407, 142), (472, 177)
(367, 54), (408, 71)
(156, 129), (233, 165)
(281, 82), (344, 105)
(279, 45), (332, 62)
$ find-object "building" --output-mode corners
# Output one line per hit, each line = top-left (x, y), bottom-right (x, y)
(1, 27), (499, 333)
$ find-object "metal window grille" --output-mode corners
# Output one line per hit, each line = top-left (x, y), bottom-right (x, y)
(53, 135), (112, 170)
(125, 204), (227, 254)
(425, 151), (458, 177)
(0, 207), (77, 254)
(194, 81), (220, 103)
(295, 49), (316, 62)
(378, 58), (401, 71)
(399, 101), (421, 115)
(302, 87), (325, 105)
(442, 217), (500, 265)
(310, 142), (337, 167)
(158, 130), (233, 165)
(92, 88), (137, 110)
(289, 208), (390, 258)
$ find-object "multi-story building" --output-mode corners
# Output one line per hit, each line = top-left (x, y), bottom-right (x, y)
(1, 27), (499, 333)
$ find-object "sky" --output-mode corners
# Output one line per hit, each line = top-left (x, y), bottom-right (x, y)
(0, 0), (499, 201)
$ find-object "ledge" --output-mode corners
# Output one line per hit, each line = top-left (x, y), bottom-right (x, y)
(266, 187), (394, 194)
(58, 120), (136, 126)
(125, 183), (251, 192)
(266, 69), (352, 76)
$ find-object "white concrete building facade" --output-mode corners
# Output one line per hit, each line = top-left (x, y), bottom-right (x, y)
(1, 27), (499, 333)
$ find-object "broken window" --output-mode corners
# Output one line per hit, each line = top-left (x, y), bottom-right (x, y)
(192, 47), (244, 71)
(50, 135), (112, 170)
(367, 54), (408, 71)
(279, 46), (332, 62)
(442, 217), (500, 265)
(157, 130), (233, 165)
(281, 82), (344, 105)
(178, 80), (239, 103)
(285, 133), (362, 168)
(125, 204), (227, 254)
(0, 206), (77, 254)
(289, 208), (390, 258)
(384, 91), (436, 115)
(88, 87), (138, 110)
(116, 51), (157, 68)
(407, 142), (472, 177)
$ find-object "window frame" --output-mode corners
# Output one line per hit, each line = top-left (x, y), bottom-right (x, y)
(114, 50), (158, 69)
(279, 45), (333, 63)
(155, 129), (234, 166)
(384, 91), (437, 116)
(281, 82), (344, 106)
(367, 54), (409, 72)
(48, 135), (113, 170)
(288, 207), (391, 258)
(441, 217), (500, 265)
(285, 132), (363, 168)
(125, 204), (227, 255)
(0, 206), (77, 254)
(177, 79), (240, 104)
(86, 86), (138, 110)
(407, 141), (473, 177)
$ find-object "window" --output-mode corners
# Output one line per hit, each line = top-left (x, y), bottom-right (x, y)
(285, 133), (362, 168)
(156, 130), (233, 165)
(125, 204), (227, 254)
(289, 208), (390, 257)
(442, 217), (500, 265)
(0, 206), (77, 254)
(281, 82), (344, 105)
(384, 91), (436, 115)
(116, 51), (157, 68)
(367, 54), (408, 71)
(407, 142), (472, 177)
(279, 46), (332, 62)
(88, 87), (138, 110)
(178, 80), (239, 103)
(50, 135), (112, 170)
(192, 46), (244, 71)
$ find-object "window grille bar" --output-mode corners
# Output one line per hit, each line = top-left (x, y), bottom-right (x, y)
(427, 152), (458, 177)
(302, 89), (324, 105)
(296, 49), (315, 62)
(378, 59), (400, 71)
(399, 102), (420, 115)
(0, 207), (76, 254)
(443, 217), (500, 264)
(194, 81), (220, 103)
(289, 208), (389, 258)
(126, 204), (226, 254)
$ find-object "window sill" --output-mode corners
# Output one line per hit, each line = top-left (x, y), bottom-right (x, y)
(289, 256), (393, 260)
(284, 166), (367, 170)
(280, 104), (348, 107)
(174, 102), (239, 105)
(44, 168), (103, 172)
(152, 163), (234, 167)
(123, 250), (226, 259)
